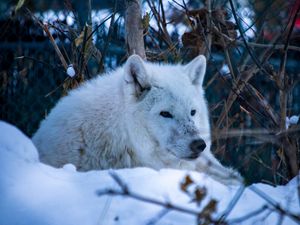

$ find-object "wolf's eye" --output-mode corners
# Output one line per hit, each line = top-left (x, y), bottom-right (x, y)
(191, 109), (196, 116)
(160, 111), (173, 119)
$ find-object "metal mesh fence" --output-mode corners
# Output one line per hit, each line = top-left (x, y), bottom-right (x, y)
(1, 42), (66, 135)
(0, 13), (126, 136)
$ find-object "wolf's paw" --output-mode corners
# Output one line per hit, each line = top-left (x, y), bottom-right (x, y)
(215, 169), (243, 186)
(198, 162), (243, 186)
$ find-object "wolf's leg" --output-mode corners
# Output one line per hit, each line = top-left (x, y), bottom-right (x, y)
(194, 151), (243, 185)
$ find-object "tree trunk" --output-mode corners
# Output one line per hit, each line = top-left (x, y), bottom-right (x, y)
(125, 0), (146, 59)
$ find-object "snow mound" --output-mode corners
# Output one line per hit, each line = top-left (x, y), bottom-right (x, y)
(0, 121), (299, 225)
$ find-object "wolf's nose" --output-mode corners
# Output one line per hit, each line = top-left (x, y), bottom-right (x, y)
(189, 139), (206, 153)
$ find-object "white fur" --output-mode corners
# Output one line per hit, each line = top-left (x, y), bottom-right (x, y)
(33, 55), (241, 185)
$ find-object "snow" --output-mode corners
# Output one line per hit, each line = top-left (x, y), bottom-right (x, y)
(286, 115), (299, 128)
(0, 121), (299, 225)
(67, 64), (76, 77)
(220, 64), (230, 77)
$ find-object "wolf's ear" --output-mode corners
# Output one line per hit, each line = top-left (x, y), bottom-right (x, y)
(124, 54), (151, 98)
(185, 55), (207, 86)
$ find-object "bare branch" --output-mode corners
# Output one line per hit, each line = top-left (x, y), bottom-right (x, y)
(228, 205), (269, 224)
(218, 185), (246, 222)
(146, 208), (169, 225)
(97, 172), (221, 224)
(236, 41), (300, 52)
(249, 185), (300, 223)
(228, 0), (270, 76)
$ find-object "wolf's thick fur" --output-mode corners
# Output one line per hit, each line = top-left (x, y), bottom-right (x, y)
(33, 55), (241, 184)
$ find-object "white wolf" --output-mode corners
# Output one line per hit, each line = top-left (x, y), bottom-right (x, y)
(33, 55), (241, 184)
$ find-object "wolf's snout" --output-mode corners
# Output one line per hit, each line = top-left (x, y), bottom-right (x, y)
(189, 139), (206, 153)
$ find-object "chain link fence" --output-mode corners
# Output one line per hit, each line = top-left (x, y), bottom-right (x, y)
(0, 12), (125, 136)
(1, 42), (66, 135)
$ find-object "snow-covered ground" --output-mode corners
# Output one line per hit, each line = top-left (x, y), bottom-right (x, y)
(0, 121), (299, 225)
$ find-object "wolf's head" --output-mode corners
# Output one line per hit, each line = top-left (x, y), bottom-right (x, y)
(123, 55), (211, 161)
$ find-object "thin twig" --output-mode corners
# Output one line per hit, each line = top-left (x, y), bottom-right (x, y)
(228, 205), (269, 224)
(218, 185), (246, 222)
(146, 208), (170, 225)
(228, 0), (267, 74)
(249, 185), (300, 223)
(97, 172), (221, 224)
(15, 56), (66, 73)
(250, 156), (288, 183)
(237, 41), (300, 52)
(27, 8), (68, 70)
(205, 0), (212, 58)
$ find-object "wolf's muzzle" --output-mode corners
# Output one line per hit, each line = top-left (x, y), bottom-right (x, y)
(189, 139), (206, 154)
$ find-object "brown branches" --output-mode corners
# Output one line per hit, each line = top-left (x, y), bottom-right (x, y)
(277, 1), (300, 178)
(43, 24), (68, 70)
(145, 0), (179, 60)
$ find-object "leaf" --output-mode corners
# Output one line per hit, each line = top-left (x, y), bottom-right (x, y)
(15, 0), (26, 13)
(75, 24), (93, 64)
(142, 12), (150, 31)
(180, 175), (194, 192)
(201, 199), (218, 216)
(276, 148), (285, 164)
(75, 30), (85, 47)
(197, 199), (218, 225)
(75, 24), (92, 47)
(193, 187), (207, 205)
